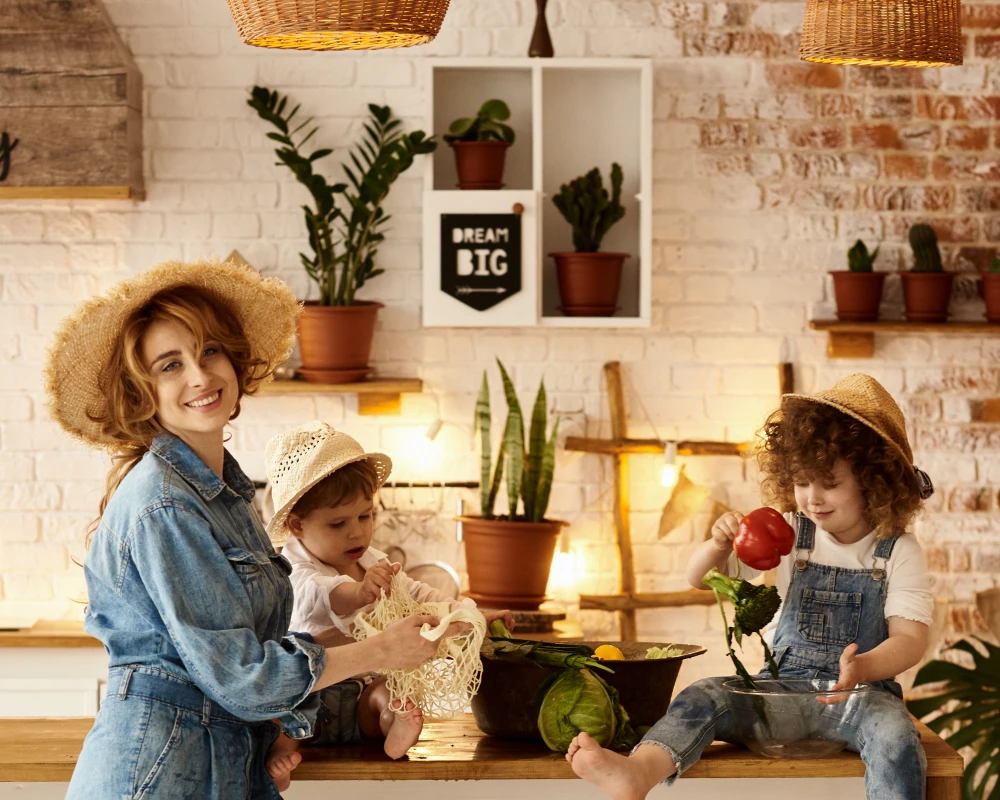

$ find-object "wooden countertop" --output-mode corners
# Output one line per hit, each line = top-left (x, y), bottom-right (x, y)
(0, 620), (101, 648)
(0, 715), (963, 784)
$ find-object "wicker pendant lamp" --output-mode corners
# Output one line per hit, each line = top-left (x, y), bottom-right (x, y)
(226, 0), (451, 50)
(799, 0), (963, 67)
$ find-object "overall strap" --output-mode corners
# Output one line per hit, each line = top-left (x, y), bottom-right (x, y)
(794, 513), (816, 571)
(871, 535), (898, 581)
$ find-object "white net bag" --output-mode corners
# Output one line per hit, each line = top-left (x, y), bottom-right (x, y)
(353, 573), (486, 719)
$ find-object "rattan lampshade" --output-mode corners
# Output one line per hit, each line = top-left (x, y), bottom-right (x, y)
(226, 0), (451, 50)
(799, 0), (963, 67)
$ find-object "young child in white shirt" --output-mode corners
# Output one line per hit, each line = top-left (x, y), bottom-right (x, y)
(262, 421), (512, 789)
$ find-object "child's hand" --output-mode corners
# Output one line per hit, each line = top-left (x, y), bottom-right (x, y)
(818, 642), (863, 706)
(358, 562), (402, 605)
(710, 511), (744, 554)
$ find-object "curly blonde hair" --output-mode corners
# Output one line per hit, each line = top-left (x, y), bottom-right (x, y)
(754, 399), (923, 539)
(90, 286), (267, 532)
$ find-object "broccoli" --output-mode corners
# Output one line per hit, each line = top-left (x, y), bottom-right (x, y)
(702, 568), (782, 688)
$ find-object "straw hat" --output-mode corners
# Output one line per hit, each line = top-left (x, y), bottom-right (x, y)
(783, 373), (934, 498)
(44, 257), (300, 451)
(265, 421), (392, 545)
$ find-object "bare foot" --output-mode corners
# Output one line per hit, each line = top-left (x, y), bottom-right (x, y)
(566, 732), (671, 800)
(266, 750), (301, 793)
(381, 699), (424, 759)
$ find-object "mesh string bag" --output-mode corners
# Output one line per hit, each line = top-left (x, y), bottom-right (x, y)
(354, 573), (486, 719)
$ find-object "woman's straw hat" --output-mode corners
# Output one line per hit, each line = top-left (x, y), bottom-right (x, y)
(44, 257), (300, 451)
(783, 373), (934, 498)
(265, 421), (392, 545)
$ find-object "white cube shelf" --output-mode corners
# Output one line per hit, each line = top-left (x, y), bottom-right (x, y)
(422, 58), (652, 329)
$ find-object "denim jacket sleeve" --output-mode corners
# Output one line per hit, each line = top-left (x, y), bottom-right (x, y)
(129, 502), (327, 730)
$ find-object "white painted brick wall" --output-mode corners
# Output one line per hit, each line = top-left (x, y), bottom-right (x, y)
(0, 0), (996, 692)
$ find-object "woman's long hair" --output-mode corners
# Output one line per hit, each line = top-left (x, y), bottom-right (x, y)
(86, 286), (267, 544)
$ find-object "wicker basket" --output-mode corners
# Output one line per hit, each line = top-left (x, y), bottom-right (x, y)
(799, 0), (963, 67)
(225, 0), (451, 50)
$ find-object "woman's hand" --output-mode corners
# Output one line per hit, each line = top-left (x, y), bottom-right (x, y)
(710, 511), (744, 554)
(482, 609), (515, 632)
(377, 616), (441, 670)
(358, 562), (401, 605)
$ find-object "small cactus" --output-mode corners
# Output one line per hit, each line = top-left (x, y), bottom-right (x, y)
(552, 163), (626, 253)
(990, 254), (1000, 273)
(909, 223), (943, 273)
(847, 239), (879, 273)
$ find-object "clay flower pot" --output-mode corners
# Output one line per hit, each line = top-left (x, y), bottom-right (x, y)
(296, 301), (382, 383)
(460, 516), (565, 610)
(551, 251), (629, 317)
(829, 271), (886, 322)
(900, 272), (954, 323)
(450, 141), (511, 189)
(982, 273), (1000, 323)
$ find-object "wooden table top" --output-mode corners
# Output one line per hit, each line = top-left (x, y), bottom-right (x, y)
(0, 715), (963, 783)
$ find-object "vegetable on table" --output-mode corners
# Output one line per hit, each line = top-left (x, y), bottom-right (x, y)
(537, 668), (638, 753)
(734, 507), (795, 571)
(594, 644), (625, 661)
(702, 568), (782, 688)
(645, 645), (683, 660)
(484, 620), (612, 672)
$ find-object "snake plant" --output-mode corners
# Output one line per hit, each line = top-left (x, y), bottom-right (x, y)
(907, 637), (1000, 799)
(474, 359), (559, 522)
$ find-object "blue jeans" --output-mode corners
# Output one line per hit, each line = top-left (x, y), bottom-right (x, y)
(638, 675), (926, 799)
(67, 667), (281, 800)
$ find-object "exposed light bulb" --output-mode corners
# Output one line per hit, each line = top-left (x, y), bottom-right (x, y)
(424, 418), (443, 442)
(661, 441), (680, 489)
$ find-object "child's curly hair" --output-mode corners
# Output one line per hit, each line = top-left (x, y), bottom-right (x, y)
(754, 399), (923, 539)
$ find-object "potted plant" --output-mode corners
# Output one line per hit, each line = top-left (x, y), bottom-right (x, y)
(983, 255), (1000, 323)
(248, 86), (436, 382)
(901, 223), (954, 323)
(830, 239), (885, 322)
(550, 163), (628, 316)
(460, 359), (563, 610)
(443, 99), (515, 190)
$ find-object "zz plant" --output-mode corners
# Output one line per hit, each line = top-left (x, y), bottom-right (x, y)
(552, 163), (626, 253)
(248, 86), (436, 306)
(475, 359), (558, 522)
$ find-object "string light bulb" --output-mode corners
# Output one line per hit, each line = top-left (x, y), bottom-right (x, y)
(661, 441), (680, 489)
(424, 418), (443, 442)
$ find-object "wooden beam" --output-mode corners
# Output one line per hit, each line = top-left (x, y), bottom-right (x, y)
(604, 362), (638, 642)
(579, 590), (719, 611)
(828, 330), (875, 359)
(565, 437), (747, 457)
(779, 362), (794, 395)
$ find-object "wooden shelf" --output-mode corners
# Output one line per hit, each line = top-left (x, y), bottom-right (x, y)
(0, 186), (144, 200)
(810, 319), (1000, 359)
(564, 437), (747, 457)
(579, 590), (719, 611)
(259, 378), (423, 416)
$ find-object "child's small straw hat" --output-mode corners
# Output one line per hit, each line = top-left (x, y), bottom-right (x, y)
(44, 257), (300, 451)
(265, 421), (392, 545)
(783, 373), (933, 498)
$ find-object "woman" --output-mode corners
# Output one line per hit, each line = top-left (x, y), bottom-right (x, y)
(45, 258), (440, 798)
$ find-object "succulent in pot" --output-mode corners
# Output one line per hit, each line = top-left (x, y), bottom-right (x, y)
(830, 238), (885, 322)
(901, 223), (953, 323)
(550, 163), (629, 317)
(982, 255), (1000, 323)
(444, 99), (515, 190)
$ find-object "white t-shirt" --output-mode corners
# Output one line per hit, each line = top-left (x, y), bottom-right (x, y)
(282, 536), (476, 641)
(731, 512), (933, 647)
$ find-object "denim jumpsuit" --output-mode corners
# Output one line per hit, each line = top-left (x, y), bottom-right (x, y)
(639, 514), (926, 799)
(67, 434), (327, 800)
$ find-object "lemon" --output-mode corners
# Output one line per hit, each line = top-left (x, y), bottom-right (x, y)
(594, 644), (625, 661)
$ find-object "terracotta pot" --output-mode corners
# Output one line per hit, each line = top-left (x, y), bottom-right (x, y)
(460, 516), (564, 610)
(296, 301), (382, 383)
(900, 272), (954, 323)
(551, 251), (628, 316)
(983, 273), (1000, 323)
(450, 141), (511, 189)
(829, 271), (886, 322)
(472, 641), (706, 740)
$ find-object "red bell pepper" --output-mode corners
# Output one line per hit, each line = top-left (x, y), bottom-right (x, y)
(734, 507), (795, 570)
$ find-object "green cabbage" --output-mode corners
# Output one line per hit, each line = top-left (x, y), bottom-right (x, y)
(645, 645), (683, 659)
(537, 668), (637, 753)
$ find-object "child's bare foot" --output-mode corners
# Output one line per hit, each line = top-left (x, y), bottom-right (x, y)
(266, 732), (302, 793)
(380, 699), (424, 759)
(566, 732), (673, 800)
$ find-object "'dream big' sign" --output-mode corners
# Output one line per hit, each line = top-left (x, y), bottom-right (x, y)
(440, 213), (521, 311)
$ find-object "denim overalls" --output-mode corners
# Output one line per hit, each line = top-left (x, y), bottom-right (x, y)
(640, 514), (926, 799)
(67, 434), (327, 800)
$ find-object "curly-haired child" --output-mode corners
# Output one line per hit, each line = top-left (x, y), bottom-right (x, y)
(568, 374), (935, 800)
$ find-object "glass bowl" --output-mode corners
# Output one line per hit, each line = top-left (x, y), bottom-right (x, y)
(723, 678), (871, 759)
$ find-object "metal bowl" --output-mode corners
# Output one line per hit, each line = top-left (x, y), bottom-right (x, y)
(723, 678), (871, 759)
(471, 641), (706, 740)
